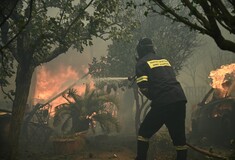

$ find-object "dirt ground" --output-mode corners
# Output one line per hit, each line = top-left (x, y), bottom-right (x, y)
(20, 133), (176, 160)
(19, 133), (235, 160)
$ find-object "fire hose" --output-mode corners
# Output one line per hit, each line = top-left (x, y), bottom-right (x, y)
(186, 143), (229, 160)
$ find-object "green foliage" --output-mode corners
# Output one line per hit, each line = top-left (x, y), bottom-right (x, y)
(0, 51), (15, 99)
(88, 39), (137, 91)
(0, 0), (136, 99)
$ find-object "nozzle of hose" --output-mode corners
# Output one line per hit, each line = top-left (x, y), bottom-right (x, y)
(128, 75), (136, 81)
(127, 75), (137, 88)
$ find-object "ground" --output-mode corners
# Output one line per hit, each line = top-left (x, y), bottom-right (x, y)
(19, 133), (235, 160)
(21, 133), (176, 160)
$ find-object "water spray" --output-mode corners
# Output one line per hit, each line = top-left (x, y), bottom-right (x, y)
(33, 73), (136, 109)
(93, 77), (131, 82)
(95, 77), (129, 81)
(92, 76), (136, 87)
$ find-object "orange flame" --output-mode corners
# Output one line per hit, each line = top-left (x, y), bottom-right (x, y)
(209, 63), (235, 98)
(33, 65), (94, 113)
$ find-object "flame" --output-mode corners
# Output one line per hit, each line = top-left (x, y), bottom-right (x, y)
(33, 65), (94, 113)
(209, 63), (235, 98)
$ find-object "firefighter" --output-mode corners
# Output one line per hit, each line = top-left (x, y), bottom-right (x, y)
(134, 38), (188, 160)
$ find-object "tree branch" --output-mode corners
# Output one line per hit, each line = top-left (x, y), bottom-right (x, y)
(64, 0), (94, 36)
(0, 0), (34, 56)
(182, 0), (210, 29)
(0, 85), (14, 102)
(209, 0), (235, 33)
(36, 45), (68, 65)
(148, 0), (235, 53)
(36, 0), (95, 66)
(0, 0), (20, 27)
(152, 0), (209, 34)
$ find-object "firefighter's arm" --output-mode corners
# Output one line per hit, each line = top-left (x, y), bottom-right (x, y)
(137, 80), (151, 99)
(135, 62), (151, 99)
(139, 87), (150, 97)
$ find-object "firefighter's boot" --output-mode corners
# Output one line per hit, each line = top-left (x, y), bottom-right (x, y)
(176, 149), (187, 160)
(136, 138), (149, 160)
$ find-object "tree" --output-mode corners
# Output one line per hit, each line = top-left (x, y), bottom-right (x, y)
(0, 0), (132, 159)
(128, 0), (235, 53)
(89, 7), (198, 133)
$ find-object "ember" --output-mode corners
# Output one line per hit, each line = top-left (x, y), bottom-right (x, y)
(209, 63), (235, 98)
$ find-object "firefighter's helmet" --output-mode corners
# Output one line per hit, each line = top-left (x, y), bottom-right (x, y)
(136, 37), (154, 60)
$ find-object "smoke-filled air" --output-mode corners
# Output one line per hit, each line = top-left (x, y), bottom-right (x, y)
(0, 0), (235, 160)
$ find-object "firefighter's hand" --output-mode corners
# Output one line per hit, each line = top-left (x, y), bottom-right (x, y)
(127, 76), (132, 81)
(128, 75), (136, 81)
(139, 88), (151, 100)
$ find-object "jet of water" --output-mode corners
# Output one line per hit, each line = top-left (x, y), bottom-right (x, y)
(93, 77), (129, 82)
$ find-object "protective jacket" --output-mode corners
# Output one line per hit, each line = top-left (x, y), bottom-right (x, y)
(135, 52), (187, 106)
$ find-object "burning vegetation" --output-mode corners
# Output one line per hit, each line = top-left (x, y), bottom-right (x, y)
(31, 65), (120, 135)
(209, 63), (235, 98)
(0, 65), (121, 157)
(52, 86), (120, 136)
(191, 63), (235, 146)
(33, 65), (94, 111)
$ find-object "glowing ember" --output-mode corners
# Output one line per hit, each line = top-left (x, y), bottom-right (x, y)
(209, 63), (235, 98)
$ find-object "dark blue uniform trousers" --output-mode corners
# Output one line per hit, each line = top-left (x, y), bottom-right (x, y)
(136, 101), (187, 160)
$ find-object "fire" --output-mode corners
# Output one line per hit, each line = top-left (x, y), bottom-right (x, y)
(33, 65), (94, 113)
(209, 63), (235, 98)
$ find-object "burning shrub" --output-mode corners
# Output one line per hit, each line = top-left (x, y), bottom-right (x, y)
(52, 84), (120, 136)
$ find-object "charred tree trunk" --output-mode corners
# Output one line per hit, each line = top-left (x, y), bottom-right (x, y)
(9, 63), (34, 160)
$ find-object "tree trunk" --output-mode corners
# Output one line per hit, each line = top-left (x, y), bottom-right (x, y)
(9, 63), (34, 160)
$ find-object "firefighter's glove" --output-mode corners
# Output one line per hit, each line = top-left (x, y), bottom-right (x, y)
(128, 75), (136, 81)
(128, 75), (137, 87)
(139, 88), (151, 100)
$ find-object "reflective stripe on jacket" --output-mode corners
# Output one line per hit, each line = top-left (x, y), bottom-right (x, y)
(135, 53), (187, 106)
